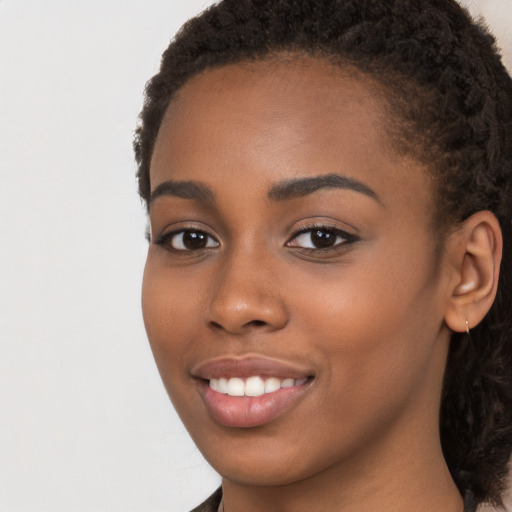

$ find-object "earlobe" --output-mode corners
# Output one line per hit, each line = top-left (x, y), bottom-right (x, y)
(444, 211), (503, 333)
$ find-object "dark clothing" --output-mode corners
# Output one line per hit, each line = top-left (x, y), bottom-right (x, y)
(190, 486), (478, 512)
(190, 487), (222, 512)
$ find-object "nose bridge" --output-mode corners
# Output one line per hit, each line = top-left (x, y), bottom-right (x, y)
(206, 243), (287, 334)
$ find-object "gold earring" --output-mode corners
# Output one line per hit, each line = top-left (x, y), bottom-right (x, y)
(465, 319), (470, 335)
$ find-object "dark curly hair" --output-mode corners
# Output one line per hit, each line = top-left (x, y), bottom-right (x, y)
(134, 0), (512, 508)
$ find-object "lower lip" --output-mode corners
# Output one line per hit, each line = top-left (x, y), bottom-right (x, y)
(198, 380), (311, 428)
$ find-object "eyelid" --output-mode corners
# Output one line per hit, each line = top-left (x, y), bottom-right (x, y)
(153, 225), (220, 252)
(286, 223), (359, 251)
(151, 219), (216, 242)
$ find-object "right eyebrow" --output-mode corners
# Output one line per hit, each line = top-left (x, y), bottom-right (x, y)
(268, 173), (382, 205)
(149, 180), (215, 205)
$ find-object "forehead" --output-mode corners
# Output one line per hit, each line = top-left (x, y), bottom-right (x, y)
(153, 58), (392, 173)
(150, 57), (434, 218)
(168, 57), (386, 117)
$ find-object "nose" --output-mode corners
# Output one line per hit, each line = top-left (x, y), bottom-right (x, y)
(205, 251), (288, 335)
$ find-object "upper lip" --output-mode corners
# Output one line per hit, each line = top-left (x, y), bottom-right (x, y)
(191, 355), (313, 380)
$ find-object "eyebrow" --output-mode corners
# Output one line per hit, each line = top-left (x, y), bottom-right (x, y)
(149, 173), (381, 206)
(150, 180), (215, 205)
(267, 173), (382, 204)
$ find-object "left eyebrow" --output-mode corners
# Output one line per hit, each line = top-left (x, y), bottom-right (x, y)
(268, 173), (382, 205)
(149, 180), (215, 205)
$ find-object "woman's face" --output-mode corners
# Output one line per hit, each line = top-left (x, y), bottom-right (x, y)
(143, 58), (454, 487)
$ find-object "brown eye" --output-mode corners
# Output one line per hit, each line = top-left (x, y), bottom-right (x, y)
(288, 227), (355, 250)
(309, 229), (340, 248)
(164, 230), (219, 251)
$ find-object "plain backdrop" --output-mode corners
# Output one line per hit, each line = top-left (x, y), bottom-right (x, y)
(0, 1), (510, 511)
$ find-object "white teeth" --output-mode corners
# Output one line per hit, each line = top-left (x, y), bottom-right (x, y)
(227, 377), (245, 396)
(245, 376), (265, 397)
(209, 376), (308, 396)
(264, 377), (281, 393)
(217, 377), (228, 394)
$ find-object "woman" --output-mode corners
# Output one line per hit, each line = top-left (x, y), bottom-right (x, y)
(134, 1), (512, 511)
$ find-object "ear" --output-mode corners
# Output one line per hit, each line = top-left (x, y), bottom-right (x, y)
(444, 211), (503, 333)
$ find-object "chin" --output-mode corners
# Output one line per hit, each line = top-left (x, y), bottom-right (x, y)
(214, 458), (313, 487)
(189, 426), (335, 488)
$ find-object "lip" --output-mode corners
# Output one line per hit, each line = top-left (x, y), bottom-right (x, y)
(191, 355), (313, 380)
(192, 355), (314, 428)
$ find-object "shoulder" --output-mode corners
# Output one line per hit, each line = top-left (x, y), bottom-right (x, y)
(189, 487), (223, 512)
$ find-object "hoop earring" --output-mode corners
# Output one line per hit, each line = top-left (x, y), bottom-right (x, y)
(465, 319), (470, 335)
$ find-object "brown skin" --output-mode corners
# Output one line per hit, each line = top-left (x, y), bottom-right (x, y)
(142, 58), (501, 512)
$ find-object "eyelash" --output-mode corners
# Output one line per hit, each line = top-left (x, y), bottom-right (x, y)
(154, 225), (358, 254)
(154, 228), (219, 253)
(286, 225), (358, 252)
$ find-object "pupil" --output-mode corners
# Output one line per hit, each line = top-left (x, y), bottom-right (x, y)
(311, 229), (336, 248)
(183, 231), (207, 249)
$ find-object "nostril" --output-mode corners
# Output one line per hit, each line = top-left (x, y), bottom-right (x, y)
(247, 320), (267, 328)
(208, 318), (269, 332)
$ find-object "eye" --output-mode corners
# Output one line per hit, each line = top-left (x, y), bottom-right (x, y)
(287, 227), (355, 250)
(156, 229), (219, 251)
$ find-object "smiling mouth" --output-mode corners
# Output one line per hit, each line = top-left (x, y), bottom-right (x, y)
(192, 356), (314, 427)
(209, 376), (309, 397)
(198, 375), (314, 428)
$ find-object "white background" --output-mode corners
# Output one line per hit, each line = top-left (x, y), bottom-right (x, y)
(0, 1), (510, 511)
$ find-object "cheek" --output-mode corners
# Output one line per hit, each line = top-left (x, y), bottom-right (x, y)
(292, 247), (444, 404)
(141, 255), (204, 381)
